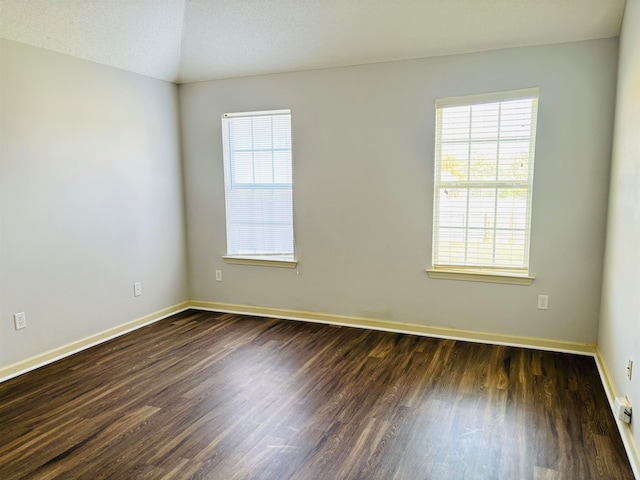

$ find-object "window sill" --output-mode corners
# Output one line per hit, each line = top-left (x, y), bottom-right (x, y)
(425, 267), (535, 285)
(222, 256), (298, 268)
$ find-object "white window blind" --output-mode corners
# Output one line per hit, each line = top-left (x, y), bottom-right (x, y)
(432, 89), (539, 273)
(222, 109), (295, 259)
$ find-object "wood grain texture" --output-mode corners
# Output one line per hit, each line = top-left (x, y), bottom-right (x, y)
(0, 310), (633, 479)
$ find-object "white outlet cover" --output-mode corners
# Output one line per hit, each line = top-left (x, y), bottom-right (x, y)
(537, 295), (549, 310)
(14, 312), (26, 330)
(615, 397), (632, 423)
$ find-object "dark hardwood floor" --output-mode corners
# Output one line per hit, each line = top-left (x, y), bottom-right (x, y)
(0, 310), (633, 479)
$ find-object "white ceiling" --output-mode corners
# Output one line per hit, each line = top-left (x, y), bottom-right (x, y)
(0, 0), (627, 84)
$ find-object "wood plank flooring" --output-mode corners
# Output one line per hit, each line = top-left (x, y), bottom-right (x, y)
(0, 310), (634, 479)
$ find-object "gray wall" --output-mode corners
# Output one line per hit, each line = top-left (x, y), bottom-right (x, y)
(180, 39), (617, 344)
(0, 36), (621, 370)
(599, 0), (640, 450)
(0, 40), (189, 367)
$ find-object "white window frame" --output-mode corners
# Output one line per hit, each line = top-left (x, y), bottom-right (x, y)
(426, 88), (539, 285)
(221, 109), (297, 268)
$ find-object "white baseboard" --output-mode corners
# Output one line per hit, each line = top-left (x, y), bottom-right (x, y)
(0, 301), (190, 383)
(595, 347), (640, 479)
(0, 300), (594, 384)
(190, 300), (596, 355)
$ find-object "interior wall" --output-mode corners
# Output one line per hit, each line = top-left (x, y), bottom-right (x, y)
(598, 0), (640, 461)
(0, 40), (188, 368)
(180, 39), (617, 344)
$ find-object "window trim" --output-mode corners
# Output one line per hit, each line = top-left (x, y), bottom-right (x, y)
(435, 88), (539, 109)
(425, 266), (535, 285)
(429, 88), (539, 283)
(222, 255), (298, 268)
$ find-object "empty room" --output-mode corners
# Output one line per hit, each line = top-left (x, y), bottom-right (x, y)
(0, 0), (638, 478)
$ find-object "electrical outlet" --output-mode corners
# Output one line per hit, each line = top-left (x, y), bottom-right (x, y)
(615, 397), (632, 423)
(134, 282), (142, 297)
(215, 270), (223, 282)
(628, 358), (633, 381)
(537, 294), (549, 310)
(14, 312), (26, 330)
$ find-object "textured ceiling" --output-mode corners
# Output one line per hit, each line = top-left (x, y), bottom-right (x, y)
(0, 0), (627, 84)
(0, 0), (185, 82)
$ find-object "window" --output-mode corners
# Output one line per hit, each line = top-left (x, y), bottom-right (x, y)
(221, 109), (296, 267)
(428, 89), (539, 284)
